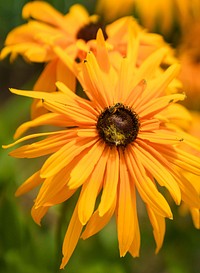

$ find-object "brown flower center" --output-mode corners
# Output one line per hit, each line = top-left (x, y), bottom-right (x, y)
(96, 103), (140, 147)
(76, 22), (108, 42)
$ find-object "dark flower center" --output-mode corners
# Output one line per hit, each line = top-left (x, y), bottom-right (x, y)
(96, 103), (140, 147)
(76, 22), (108, 42)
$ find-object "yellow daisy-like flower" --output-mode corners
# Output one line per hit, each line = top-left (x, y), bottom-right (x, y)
(178, 21), (200, 110)
(134, 0), (200, 37)
(4, 30), (200, 269)
(96, 0), (134, 22)
(0, 1), (102, 92)
(1, 1), (173, 119)
(1, 1), (174, 89)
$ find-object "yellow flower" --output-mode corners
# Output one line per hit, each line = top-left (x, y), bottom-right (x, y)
(134, 0), (200, 37)
(178, 21), (200, 110)
(4, 30), (200, 269)
(1, 1), (173, 119)
(96, 0), (134, 22)
(0, 1), (101, 92)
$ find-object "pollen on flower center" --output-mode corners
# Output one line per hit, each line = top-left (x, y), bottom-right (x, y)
(96, 103), (140, 147)
(76, 22), (108, 42)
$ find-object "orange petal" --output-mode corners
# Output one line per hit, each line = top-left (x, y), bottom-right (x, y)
(98, 147), (119, 216)
(127, 146), (173, 218)
(15, 170), (43, 197)
(133, 141), (181, 204)
(22, 1), (65, 29)
(10, 131), (75, 158)
(78, 147), (109, 225)
(14, 113), (71, 139)
(60, 205), (83, 269)
(31, 204), (49, 226)
(81, 196), (117, 240)
(147, 205), (166, 253)
(68, 141), (105, 189)
(117, 151), (136, 257)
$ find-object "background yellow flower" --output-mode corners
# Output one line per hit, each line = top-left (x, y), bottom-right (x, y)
(96, 0), (134, 22)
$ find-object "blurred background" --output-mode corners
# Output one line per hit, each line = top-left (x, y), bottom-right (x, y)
(0, 1), (200, 273)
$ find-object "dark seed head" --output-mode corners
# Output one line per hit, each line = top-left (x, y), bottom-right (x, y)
(96, 103), (140, 148)
(76, 22), (108, 42)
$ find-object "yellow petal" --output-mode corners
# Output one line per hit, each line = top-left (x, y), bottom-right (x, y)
(60, 205), (83, 269)
(190, 208), (200, 229)
(14, 113), (71, 139)
(15, 170), (43, 197)
(22, 1), (65, 29)
(33, 60), (57, 92)
(134, 141), (181, 205)
(117, 151), (136, 257)
(57, 58), (76, 92)
(78, 147), (109, 225)
(31, 204), (49, 226)
(127, 146), (174, 217)
(3, 130), (66, 149)
(81, 196), (117, 240)
(98, 147), (119, 216)
(41, 138), (97, 178)
(68, 141), (105, 189)
(147, 206), (166, 253)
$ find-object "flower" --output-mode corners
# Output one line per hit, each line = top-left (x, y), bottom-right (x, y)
(178, 21), (200, 110)
(0, 1), (101, 118)
(134, 0), (200, 38)
(1, 1), (175, 120)
(3, 30), (200, 269)
(96, 0), (134, 22)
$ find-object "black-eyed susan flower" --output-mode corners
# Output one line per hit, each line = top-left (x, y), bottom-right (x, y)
(134, 0), (200, 38)
(1, 1), (175, 121)
(178, 21), (200, 110)
(1, 1), (173, 93)
(96, 0), (134, 22)
(3, 30), (200, 269)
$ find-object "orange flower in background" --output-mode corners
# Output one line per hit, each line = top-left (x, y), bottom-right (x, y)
(96, 0), (134, 22)
(134, 0), (200, 37)
(1, 1), (105, 89)
(3, 31), (200, 269)
(178, 21), (200, 110)
(1, 1), (176, 119)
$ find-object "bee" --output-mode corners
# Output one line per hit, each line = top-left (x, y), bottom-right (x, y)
(108, 102), (124, 114)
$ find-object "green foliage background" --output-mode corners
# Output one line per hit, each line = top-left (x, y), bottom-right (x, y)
(0, 1), (200, 273)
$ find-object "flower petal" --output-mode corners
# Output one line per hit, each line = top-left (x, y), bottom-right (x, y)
(134, 140), (181, 204)
(117, 151), (136, 257)
(60, 205), (83, 269)
(14, 113), (72, 139)
(68, 141), (106, 189)
(15, 170), (43, 197)
(31, 204), (49, 226)
(81, 196), (117, 240)
(22, 1), (66, 30)
(147, 206), (166, 253)
(78, 147), (109, 225)
(41, 137), (98, 178)
(98, 147), (119, 216)
(127, 146), (173, 218)
(10, 131), (76, 158)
